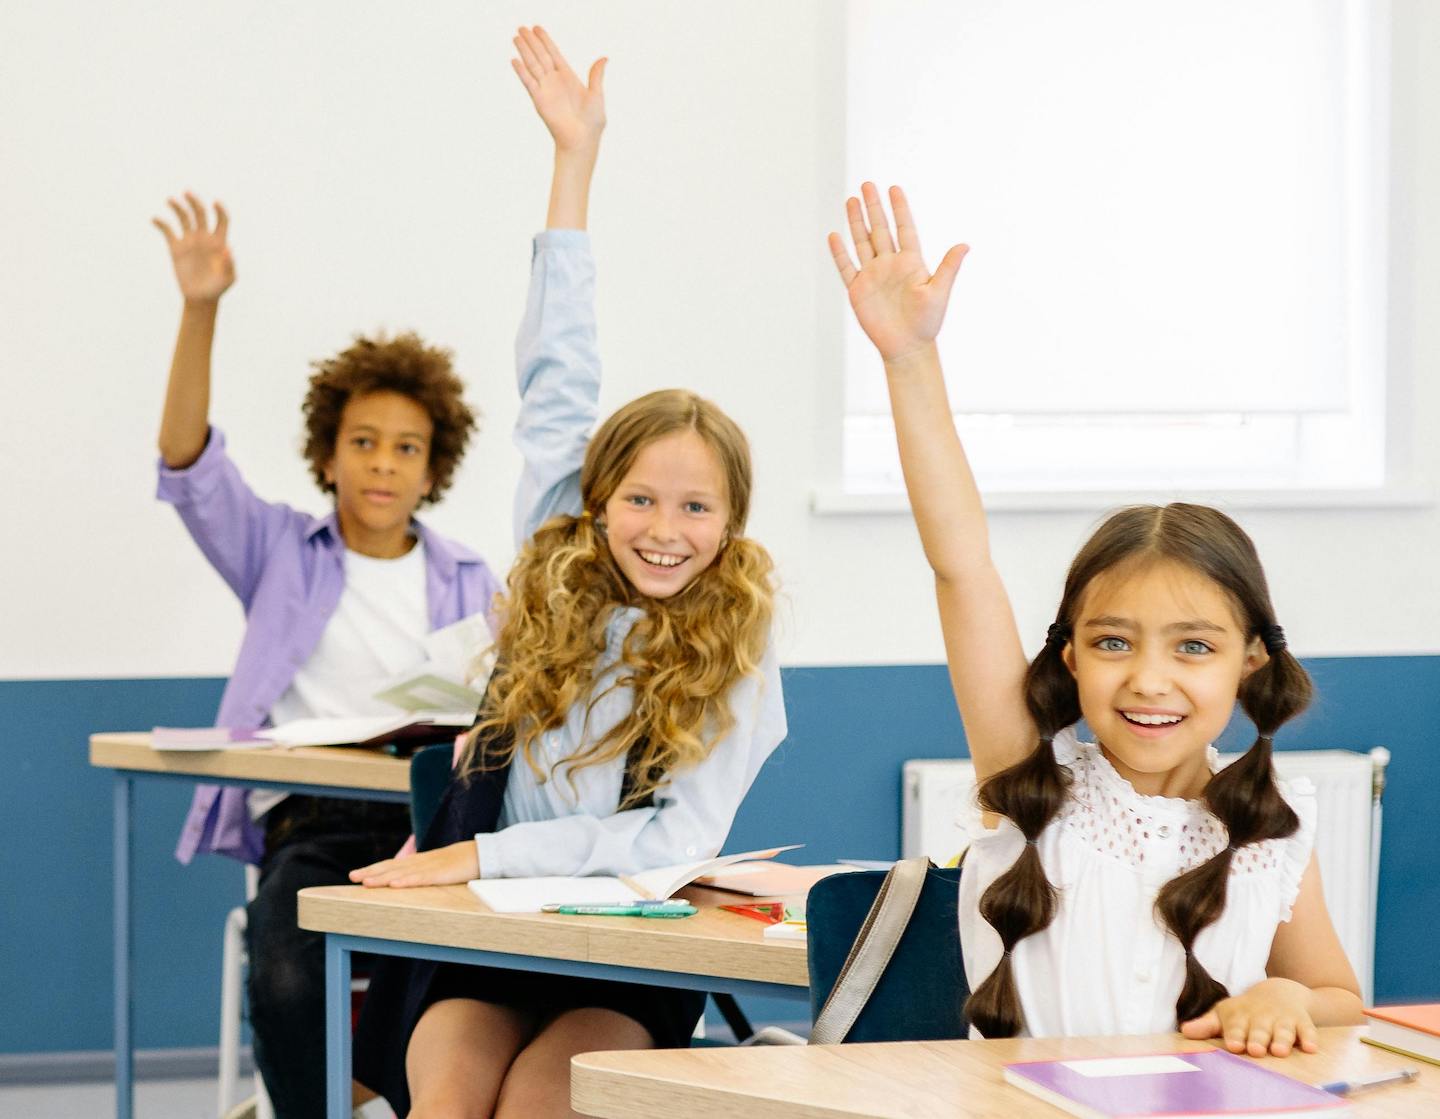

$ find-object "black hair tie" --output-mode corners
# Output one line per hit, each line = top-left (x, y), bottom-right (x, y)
(1260, 623), (1287, 654)
(1046, 622), (1071, 648)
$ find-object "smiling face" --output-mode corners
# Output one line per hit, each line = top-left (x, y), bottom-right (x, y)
(600, 428), (731, 599)
(324, 390), (434, 557)
(1063, 559), (1266, 798)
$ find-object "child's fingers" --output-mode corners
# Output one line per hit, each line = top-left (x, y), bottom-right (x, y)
(185, 191), (208, 233)
(514, 29), (547, 81)
(152, 217), (177, 246)
(889, 186), (922, 255)
(511, 57), (539, 95)
(1269, 1021), (1297, 1057)
(1296, 1019), (1320, 1053)
(533, 25), (570, 74)
(845, 196), (875, 264)
(1245, 1017), (1275, 1058)
(349, 858), (395, 882)
(929, 243), (970, 304)
(213, 201), (228, 242)
(587, 57), (607, 94)
(167, 197), (192, 233)
(827, 232), (858, 286)
(861, 181), (895, 256)
(1178, 1009), (1221, 1039)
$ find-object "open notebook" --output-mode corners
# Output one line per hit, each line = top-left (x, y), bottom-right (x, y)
(468, 846), (801, 913)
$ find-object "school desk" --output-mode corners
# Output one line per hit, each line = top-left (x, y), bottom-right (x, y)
(89, 731), (410, 1119)
(298, 882), (811, 1119)
(571, 1026), (1437, 1118)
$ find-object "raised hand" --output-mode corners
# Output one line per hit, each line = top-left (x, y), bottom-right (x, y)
(829, 183), (968, 363)
(153, 192), (235, 305)
(511, 25), (606, 154)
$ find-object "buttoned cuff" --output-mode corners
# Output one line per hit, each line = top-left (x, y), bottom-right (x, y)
(155, 425), (227, 504)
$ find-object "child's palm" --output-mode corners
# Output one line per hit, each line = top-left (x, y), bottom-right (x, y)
(847, 246), (952, 359)
(512, 26), (605, 152)
(830, 185), (967, 361)
(153, 194), (234, 303)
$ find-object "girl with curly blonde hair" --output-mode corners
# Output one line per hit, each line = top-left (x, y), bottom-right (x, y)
(349, 28), (786, 1119)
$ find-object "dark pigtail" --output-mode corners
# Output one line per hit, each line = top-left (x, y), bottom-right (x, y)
(1155, 632), (1313, 1023)
(964, 628), (1076, 1038)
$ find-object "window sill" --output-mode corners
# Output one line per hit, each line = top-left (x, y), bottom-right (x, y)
(810, 484), (1434, 516)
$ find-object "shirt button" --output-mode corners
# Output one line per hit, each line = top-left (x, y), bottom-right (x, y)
(685, 846), (698, 857)
(1156, 824), (1170, 839)
(1135, 968), (1152, 983)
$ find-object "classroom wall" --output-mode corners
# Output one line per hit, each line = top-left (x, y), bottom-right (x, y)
(3, 655), (1437, 1054)
(3, 0), (1439, 1057)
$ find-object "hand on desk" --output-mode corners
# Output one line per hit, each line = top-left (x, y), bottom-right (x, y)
(1180, 977), (1319, 1058)
(350, 840), (478, 888)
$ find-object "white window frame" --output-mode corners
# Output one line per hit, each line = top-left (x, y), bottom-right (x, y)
(816, 0), (1423, 515)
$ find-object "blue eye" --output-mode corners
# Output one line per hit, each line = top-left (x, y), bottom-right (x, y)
(626, 495), (652, 507)
(684, 501), (709, 514)
(1096, 636), (1129, 653)
(1179, 640), (1213, 656)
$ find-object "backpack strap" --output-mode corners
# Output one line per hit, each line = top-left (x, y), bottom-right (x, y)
(809, 856), (932, 1045)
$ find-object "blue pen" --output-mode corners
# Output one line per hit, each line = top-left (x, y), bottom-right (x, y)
(541, 899), (693, 913)
(547, 903), (698, 918)
(1318, 1068), (1418, 1096)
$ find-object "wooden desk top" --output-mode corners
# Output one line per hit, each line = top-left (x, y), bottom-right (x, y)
(298, 884), (809, 989)
(572, 1028), (1436, 1118)
(88, 732), (409, 792)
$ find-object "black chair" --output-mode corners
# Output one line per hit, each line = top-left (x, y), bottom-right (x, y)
(805, 865), (968, 1043)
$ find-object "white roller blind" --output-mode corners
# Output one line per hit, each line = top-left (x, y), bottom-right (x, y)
(844, 0), (1386, 417)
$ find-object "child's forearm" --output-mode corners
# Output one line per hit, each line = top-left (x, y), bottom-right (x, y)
(884, 344), (995, 582)
(157, 300), (219, 468)
(546, 146), (599, 231)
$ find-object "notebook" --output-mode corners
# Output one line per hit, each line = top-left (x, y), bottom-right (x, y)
(692, 861), (858, 896)
(468, 845), (801, 913)
(1002, 1049), (1350, 1118)
(1363, 1003), (1440, 1066)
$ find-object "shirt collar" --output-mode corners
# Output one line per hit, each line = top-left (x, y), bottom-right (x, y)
(303, 512), (483, 575)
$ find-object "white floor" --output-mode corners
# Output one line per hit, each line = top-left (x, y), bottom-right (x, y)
(0, 1077), (219, 1119)
(0, 1078), (399, 1119)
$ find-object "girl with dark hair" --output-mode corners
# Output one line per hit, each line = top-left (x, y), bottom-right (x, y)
(830, 184), (1363, 1056)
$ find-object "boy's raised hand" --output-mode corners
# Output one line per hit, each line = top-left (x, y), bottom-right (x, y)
(153, 192), (235, 305)
(829, 183), (968, 363)
(511, 25), (606, 154)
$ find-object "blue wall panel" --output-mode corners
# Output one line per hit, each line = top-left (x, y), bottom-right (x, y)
(2, 656), (1436, 1054)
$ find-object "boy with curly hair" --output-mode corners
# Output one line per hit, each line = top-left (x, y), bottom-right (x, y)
(152, 192), (500, 1119)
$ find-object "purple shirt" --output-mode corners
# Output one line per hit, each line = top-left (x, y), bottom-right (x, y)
(158, 427), (501, 864)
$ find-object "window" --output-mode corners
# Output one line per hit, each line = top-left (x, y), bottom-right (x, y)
(838, 0), (1389, 499)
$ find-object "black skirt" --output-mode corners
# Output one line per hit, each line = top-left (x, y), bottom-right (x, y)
(352, 747), (704, 1118)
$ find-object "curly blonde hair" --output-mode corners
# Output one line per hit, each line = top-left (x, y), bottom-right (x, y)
(462, 390), (775, 805)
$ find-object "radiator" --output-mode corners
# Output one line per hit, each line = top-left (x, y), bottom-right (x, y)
(902, 747), (1389, 1004)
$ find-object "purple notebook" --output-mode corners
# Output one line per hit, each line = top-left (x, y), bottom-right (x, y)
(1002, 1049), (1350, 1118)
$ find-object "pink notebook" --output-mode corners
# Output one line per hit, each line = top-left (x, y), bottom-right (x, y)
(1003, 1049), (1349, 1118)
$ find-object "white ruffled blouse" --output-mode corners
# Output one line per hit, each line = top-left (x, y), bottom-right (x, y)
(958, 726), (1316, 1038)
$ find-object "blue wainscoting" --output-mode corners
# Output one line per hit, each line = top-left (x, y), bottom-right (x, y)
(2, 656), (1436, 1055)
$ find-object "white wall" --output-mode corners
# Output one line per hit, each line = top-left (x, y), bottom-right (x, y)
(3, 0), (1437, 680)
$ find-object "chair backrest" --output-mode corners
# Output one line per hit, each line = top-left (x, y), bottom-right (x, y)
(806, 865), (968, 1043)
(409, 742), (455, 842)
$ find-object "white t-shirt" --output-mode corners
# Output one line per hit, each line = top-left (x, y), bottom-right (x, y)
(957, 725), (1316, 1038)
(254, 542), (429, 818)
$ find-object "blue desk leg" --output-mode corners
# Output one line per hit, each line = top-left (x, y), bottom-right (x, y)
(326, 935), (352, 1119)
(114, 775), (134, 1119)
